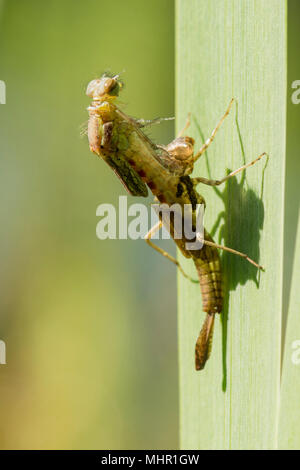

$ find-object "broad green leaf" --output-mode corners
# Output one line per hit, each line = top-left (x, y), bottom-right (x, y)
(177, 0), (286, 450)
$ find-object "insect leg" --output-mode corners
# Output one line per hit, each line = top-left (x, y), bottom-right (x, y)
(196, 235), (264, 270)
(192, 152), (267, 187)
(193, 98), (235, 162)
(144, 221), (199, 283)
(177, 113), (191, 138)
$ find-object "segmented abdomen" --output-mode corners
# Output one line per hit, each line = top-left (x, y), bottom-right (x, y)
(193, 229), (223, 314)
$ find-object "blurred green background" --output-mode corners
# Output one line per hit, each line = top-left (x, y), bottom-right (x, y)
(0, 0), (177, 449)
(0, 0), (299, 451)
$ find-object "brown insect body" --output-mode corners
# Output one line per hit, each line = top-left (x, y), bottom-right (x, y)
(86, 74), (264, 370)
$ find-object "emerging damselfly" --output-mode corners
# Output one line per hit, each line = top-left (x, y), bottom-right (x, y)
(85, 73), (265, 370)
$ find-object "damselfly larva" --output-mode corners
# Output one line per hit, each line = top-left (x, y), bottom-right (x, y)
(86, 73), (265, 370)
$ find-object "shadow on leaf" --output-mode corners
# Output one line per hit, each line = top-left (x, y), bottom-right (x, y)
(193, 101), (268, 391)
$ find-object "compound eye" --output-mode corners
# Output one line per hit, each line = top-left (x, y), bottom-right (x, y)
(103, 78), (114, 93)
(86, 79), (100, 97)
